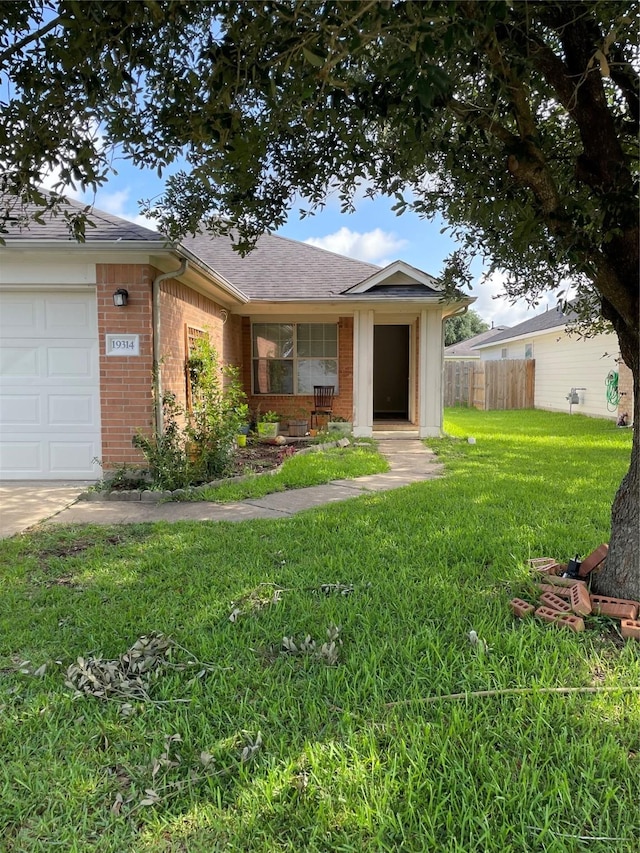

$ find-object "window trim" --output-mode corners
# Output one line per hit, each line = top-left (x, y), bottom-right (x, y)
(251, 322), (339, 395)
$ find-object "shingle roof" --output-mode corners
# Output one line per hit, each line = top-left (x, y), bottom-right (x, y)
(179, 231), (381, 299)
(474, 304), (579, 347)
(1, 196), (164, 242)
(3, 197), (443, 303)
(444, 326), (509, 357)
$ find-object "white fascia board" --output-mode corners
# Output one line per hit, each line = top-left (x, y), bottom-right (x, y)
(1, 239), (249, 306)
(342, 259), (442, 294)
(1, 239), (169, 253)
(234, 297), (450, 316)
(473, 323), (574, 350)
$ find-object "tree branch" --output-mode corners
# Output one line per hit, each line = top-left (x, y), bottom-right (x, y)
(0, 15), (63, 67)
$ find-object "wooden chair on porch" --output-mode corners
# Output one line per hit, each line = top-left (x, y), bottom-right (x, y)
(311, 385), (335, 429)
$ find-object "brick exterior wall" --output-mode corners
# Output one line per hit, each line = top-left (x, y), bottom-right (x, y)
(617, 358), (634, 422)
(241, 316), (354, 425)
(96, 263), (154, 467)
(158, 278), (226, 409)
(97, 265), (229, 470)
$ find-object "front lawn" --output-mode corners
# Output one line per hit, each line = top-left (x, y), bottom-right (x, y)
(0, 410), (637, 852)
(194, 442), (389, 502)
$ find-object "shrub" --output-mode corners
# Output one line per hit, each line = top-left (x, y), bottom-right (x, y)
(132, 337), (248, 489)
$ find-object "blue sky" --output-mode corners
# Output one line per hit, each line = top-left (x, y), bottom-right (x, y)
(60, 157), (548, 328)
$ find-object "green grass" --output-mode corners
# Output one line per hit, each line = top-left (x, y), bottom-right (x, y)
(0, 409), (638, 852)
(195, 443), (389, 502)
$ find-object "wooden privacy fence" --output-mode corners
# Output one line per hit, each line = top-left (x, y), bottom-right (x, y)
(444, 359), (535, 410)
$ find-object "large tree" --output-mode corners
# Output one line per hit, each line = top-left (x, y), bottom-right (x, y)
(1, 1), (638, 596)
(445, 310), (490, 347)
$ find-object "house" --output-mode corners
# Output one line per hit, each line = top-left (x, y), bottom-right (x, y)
(444, 326), (508, 360)
(472, 303), (632, 420)
(0, 199), (470, 480)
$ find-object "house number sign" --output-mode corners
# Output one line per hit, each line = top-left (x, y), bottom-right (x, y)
(105, 334), (140, 356)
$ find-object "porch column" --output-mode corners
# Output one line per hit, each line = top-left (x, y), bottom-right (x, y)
(418, 309), (444, 438)
(352, 309), (374, 437)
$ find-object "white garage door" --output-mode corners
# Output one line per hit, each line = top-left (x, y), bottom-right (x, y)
(0, 290), (102, 480)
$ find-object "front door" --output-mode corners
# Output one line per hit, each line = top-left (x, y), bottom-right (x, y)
(373, 325), (410, 420)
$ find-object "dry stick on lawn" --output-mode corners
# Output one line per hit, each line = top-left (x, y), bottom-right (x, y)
(384, 685), (640, 707)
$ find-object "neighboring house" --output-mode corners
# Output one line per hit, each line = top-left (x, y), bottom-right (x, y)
(444, 326), (508, 360)
(473, 303), (631, 420)
(0, 199), (471, 480)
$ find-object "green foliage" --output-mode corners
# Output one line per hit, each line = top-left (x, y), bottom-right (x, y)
(132, 393), (193, 490)
(133, 337), (248, 488)
(2, 3), (636, 328)
(0, 411), (636, 850)
(2, 0), (637, 581)
(444, 309), (490, 345)
(185, 335), (248, 480)
(257, 410), (280, 424)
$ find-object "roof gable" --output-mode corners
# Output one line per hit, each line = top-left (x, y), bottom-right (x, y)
(342, 260), (441, 295)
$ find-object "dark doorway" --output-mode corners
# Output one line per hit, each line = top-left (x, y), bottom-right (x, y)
(373, 325), (410, 420)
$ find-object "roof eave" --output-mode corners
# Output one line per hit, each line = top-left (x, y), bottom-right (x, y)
(173, 243), (250, 304)
(473, 323), (571, 348)
(0, 238), (170, 251)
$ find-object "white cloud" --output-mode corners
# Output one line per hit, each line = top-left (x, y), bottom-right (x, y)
(304, 227), (408, 265)
(470, 269), (541, 328)
(96, 189), (131, 215)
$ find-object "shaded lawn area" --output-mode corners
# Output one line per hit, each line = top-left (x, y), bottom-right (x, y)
(0, 410), (638, 852)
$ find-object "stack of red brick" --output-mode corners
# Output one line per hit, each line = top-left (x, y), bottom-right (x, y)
(509, 544), (640, 639)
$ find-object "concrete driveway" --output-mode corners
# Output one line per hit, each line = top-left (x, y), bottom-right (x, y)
(0, 481), (91, 539)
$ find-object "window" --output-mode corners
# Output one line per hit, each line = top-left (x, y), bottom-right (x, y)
(524, 342), (533, 359)
(501, 347), (508, 359)
(252, 323), (338, 394)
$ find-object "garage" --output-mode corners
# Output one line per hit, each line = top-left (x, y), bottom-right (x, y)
(0, 290), (102, 480)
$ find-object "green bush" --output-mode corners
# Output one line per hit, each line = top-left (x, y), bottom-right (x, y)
(186, 337), (247, 480)
(133, 337), (248, 489)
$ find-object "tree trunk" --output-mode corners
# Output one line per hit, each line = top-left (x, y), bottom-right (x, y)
(592, 328), (640, 601)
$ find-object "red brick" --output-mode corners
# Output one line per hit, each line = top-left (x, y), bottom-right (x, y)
(510, 598), (535, 618)
(590, 596), (639, 621)
(535, 607), (585, 632)
(539, 592), (571, 613)
(621, 620), (640, 640)
(528, 558), (560, 574)
(569, 583), (592, 616)
(537, 583), (572, 600)
(578, 543), (608, 577)
(540, 574), (585, 589)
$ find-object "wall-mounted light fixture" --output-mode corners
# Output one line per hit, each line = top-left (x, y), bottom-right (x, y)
(113, 288), (129, 307)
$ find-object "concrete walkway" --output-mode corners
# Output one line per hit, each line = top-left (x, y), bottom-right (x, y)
(1, 440), (443, 535)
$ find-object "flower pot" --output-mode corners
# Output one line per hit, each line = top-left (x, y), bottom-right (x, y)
(236, 433), (247, 447)
(257, 422), (279, 439)
(287, 419), (308, 437)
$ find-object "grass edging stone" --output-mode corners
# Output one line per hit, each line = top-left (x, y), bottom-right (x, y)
(78, 439), (350, 503)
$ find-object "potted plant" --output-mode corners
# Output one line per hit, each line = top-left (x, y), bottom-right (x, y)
(257, 410), (280, 439)
(327, 415), (352, 435)
(287, 407), (309, 437)
(234, 403), (250, 445)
